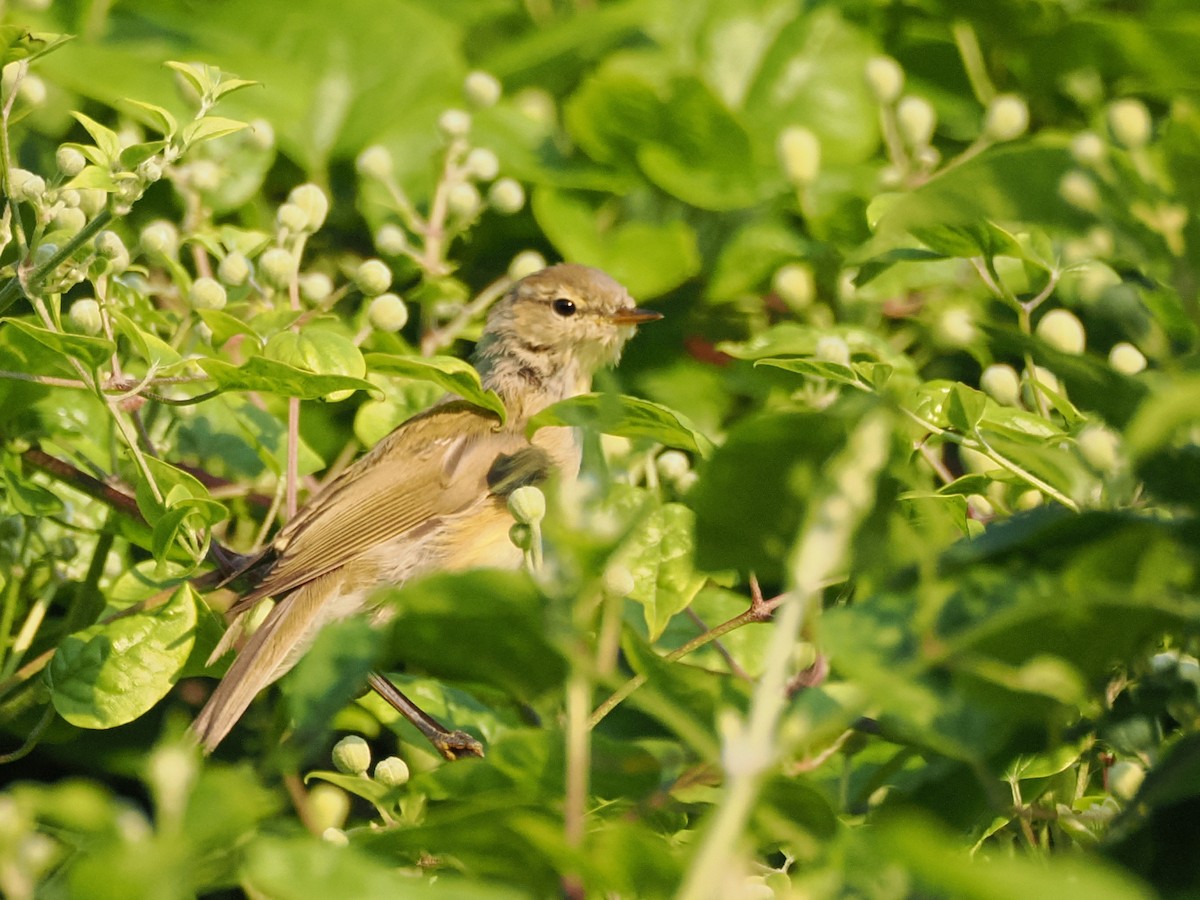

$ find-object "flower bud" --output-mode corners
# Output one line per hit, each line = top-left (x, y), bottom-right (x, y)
(602, 565), (635, 599)
(288, 183), (330, 231)
(356, 145), (393, 180)
(32, 242), (59, 269)
(1108, 342), (1146, 375)
(1108, 760), (1145, 801)
(299, 271), (334, 303)
(464, 147), (500, 181)
(69, 298), (103, 335)
(375, 223), (408, 255)
(367, 292), (409, 332)
(508, 522), (532, 550)
(9, 168), (46, 203)
(331, 735), (371, 775)
(777, 126), (820, 185)
(322, 827), (350, 846)
(507, 485), (546, 524)
(60, 189), (81, 208)
(464, 70), (502, 108)
(1059, 171), (1100, 211)
(1015, 489), (1043, 511)
(245, 118), (275, 151)
(78, 188), (107, 217)
(355, 258), (392, 296)
(276, 202), (310, 233)
(514, 87), (556, 126)
(488, 177), (525, 215)
(771, 263), (815, 309)
(1036, 308), (1086, 354)
(984, 94), (1029, 142)
(897, 95), (936, 147)
(188, 159), (221, 192)
(966, 494), (994, 519)
(373, 756), (410, 788)
(656, 449), (691, 482)
(936, 307), (977, 347)
(56, 145), (87, 177)
(1107, 98), (1152, 149)
(509, 250), (546, 280)
(218, 251), (251, 286)
(190, 276), (227, 310)
(1070, 131), (1106, 167)
(139, 220), (179, 258)
(136, 159), (163, 184)
(447, 182), (482, 219)
(865, 56), (904, 104)
(438, 108), (472, 139)
(18, 73), (46, 107)
(1023, 365), (1062, 406)
(307, 783), (350, 832)
(815, 335), (851, 366)
(53, 207), (86, 235)
(980, 363), (1021, 406)
(95, 230), (126, 260)
(258, 247), (297, 290)
(1078, 424), (1120, 473)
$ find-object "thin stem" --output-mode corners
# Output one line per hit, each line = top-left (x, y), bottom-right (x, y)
(563, 670), (590, 849)
(0, 706), (54, 764)
(952, 20), (996, 106)
(420, 275), (512, 356)
(0, 209), (115, 315)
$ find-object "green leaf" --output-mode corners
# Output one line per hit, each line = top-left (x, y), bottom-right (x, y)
(528, 393), (713, 457)
(70, 111), (122, 162)
(947, 383), (987, 433)
(852, 247), (947, 287)
(197, 356), (378, 401)
(283, 616), (383, 748)
(364, 353), (506, 422)
(0, 27), (72, 66)
(1, 318), (115, 369)
(304, 770), (395, 807)
(755, 357), (865, 389)
(613, 502), (706, 640)
(63, 165), (119, 191)
(120, 98), (177, 135)
(181, 116), (248, 146)
(46, 585), (198, 728)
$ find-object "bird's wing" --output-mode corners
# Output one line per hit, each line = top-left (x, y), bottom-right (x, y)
(231, 400), (526, 610)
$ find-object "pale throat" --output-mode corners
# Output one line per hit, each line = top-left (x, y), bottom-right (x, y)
(473, 335), (598, 422)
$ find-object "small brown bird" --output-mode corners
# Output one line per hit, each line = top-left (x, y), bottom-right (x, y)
(192, 264), (660, 753)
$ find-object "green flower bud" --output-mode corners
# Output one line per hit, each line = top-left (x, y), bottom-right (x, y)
(507, 485), (546, 524)
(602, 565), (635, 599)
(136, 159), (163, 184)
(508, 250), (546, 280)
(508, 522), (532, 550)
(980, 363), (1021, 406)
(69, 298), (103, 335)
(139, 220), (179, 258)
(896, 95), (937, 147)
(322, 827), (350, 846)
(1070, 131), (1106, 167)
(464, 147), (500, 181)
(190, 276), (227, 310)
(1108, 760), (1145, 801)
(1015, 489), (1043, 511)
(464, 70), (502, 108)
(53, 206), (87, 235)
(771, 263), (815, 309)
(18, 73), (46, 106)
(95, 230), (127, 261)
(984, 94), (1029, 142)
(864, 56), (904, 104)
(1036, 308), (1086, 354)
(513, 87), (556, 126)
(373, 756), (410, 788)
(307, 783), (350, 832)
(299, 271), (334, 303)
(815, 335), (851, 366)
(935, 308), (977, 347)
(331, 734), (371, 775)
(966, 494), (994, 519)
(438, 108), (472, 139)
(375, 223), (408, 255)
(1078, 424), (1120, 473)
(77, 188), (107, 217)
(447, 182), (482, 219)
(56, 145), (87, 177)
(356, 145), (393, 180)
(777, 125), (820, 185)
(488, 177), (525, 215)
(298, 273), (333, 304)
(355, 258), (392, 296)
(190, 159), (222, 192)
(245, 118), (275, 151)
(60, 189), (81, 208)
(276, 201), (310, 233)
(218, 251), (251, 286)
(288, 183), (330, 231)
(258, 247), (298, 290)
(9, 168), (46, 203)
(1108, 341), (1146, 375)
(1107, 98), (1152, 149)
(656, 449), (691, 482)
(1059, 170), (1100, 211)
(367, 292), (409, 332)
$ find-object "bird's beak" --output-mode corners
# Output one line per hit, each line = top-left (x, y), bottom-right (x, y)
(609, 307), (663, 325)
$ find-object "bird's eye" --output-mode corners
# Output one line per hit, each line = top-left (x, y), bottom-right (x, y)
(552, 298), (577, 317)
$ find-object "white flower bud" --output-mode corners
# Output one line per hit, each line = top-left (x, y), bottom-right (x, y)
(367, 292), (409, 332)
(865, 56), (904, 104)
(981, 363), (1021, 406)
(447, 181), (482, 219)
(777, 126), (821, 185)
(1070, 131), (1106, 167)
(1015, 489), (1043, 511)
(53, 207), (86, 235)
(513, 87), (556, 126)
(1107, 98), (1152, 149)
(1059, 171), (1100, 211)
(322, 827), (350, 846)
(218, 251), (251, 286)
(299, 271), (334, 303)
(507, 485), (546, 524)
(1036, 308), (1086, 354)
(139, 220), (179, 258)
(258, 247), (297, 290)
(897, 95), (937, 147)
(307, 783), (350, 832)
(188, 159), (221, 192)
(32, 242), (59, 269)
(984, 94), (1029, 142)
(509, 250), (546, 280)
(355, 258), (392, 296)
(69, 298), (103, 335)
(1108, 342), (1146, 375)
(1108, 760), (1145, 801)
(464, 147), (500, 181)
(375, 223), (408, 255)
(815, 335), (851, 366)
(276, 202), (310, 233)
(245, 118), (275, 151)
(771, 263), (815, 309)
(331, 735), (371, 775)
(1078, 424), (1120, 473)
(602, 565), (636, 599)
(373, 756), (410, 788)
(488, 177), (525, 215)
(77, 188), (107, 217)
(9, 168), (46, 203)
(656, 450), (691, 482)
(288, 183), (330, 231)
(1023, 365), (1062, 406)
(136, 159), (163, 184)
(56, 145), (87, 177)
(438, 108), (472, 139)
(60, 189), (81, 208)
(464, 70), (502, 108)
(356, 145), (393, 180)
(95, 230), (126, 259)
(190, 277), (227, 310)
(936, 308), (977, 347)
(966, 494), (994, 519)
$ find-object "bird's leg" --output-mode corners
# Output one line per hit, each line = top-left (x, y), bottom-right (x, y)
(366, 671), (484, 760)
